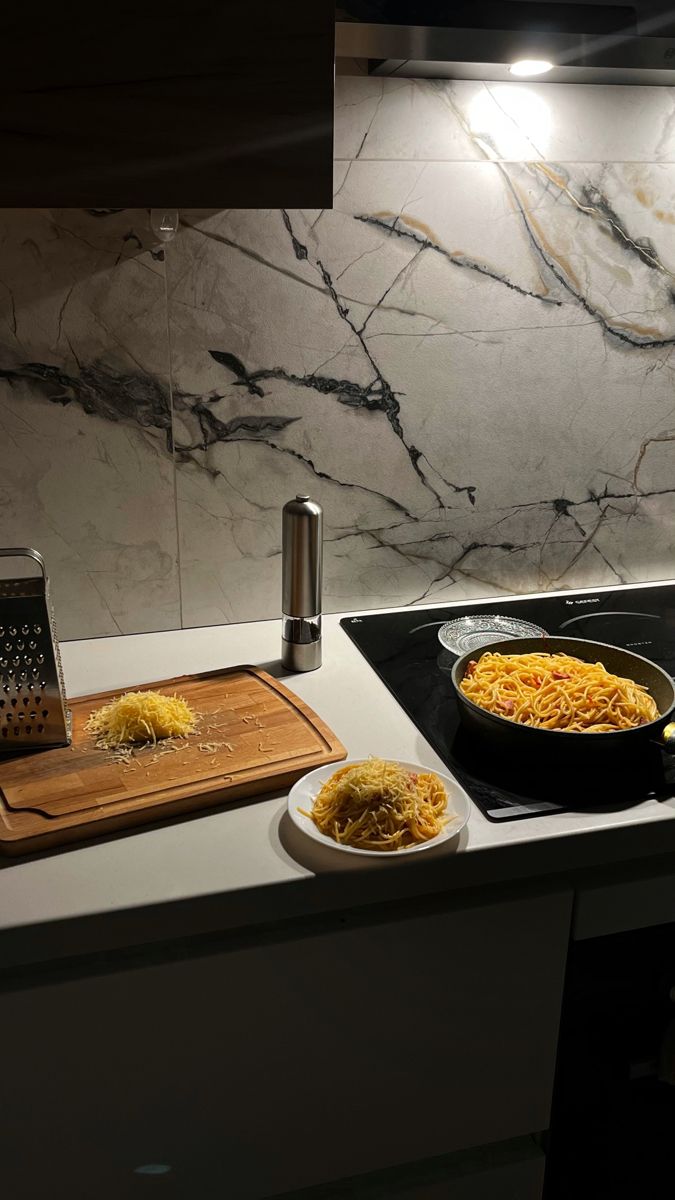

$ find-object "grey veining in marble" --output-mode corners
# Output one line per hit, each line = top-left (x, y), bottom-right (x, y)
(0, 209), (180, 638)
(168, 78), (675, 626)
(3, 79), (675, 636)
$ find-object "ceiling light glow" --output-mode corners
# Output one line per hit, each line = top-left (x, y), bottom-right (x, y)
(509, 59), (554, 77)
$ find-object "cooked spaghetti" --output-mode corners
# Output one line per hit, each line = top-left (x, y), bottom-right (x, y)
(460, 650), (659, 733)
(301, 758), (450, 851)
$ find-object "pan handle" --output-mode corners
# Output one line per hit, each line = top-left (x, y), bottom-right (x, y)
(661, 724), (675, 753)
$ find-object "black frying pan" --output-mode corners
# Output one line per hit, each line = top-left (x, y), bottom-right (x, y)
(450, 636), (675, 763)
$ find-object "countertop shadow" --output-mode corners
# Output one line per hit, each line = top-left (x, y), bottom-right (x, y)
(274, 808), (467, 874)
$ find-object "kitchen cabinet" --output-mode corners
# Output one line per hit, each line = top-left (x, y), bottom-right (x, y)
(0, 887), (571, 1199)
(7, 610), (675, 1196)
(574, 863), (675, 939)
(0, 2), (334, 207)
(545, 921), (675, 1198)
(292, 1138), (546, 1199)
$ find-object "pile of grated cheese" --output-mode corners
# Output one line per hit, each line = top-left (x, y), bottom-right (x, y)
(84, 690), (198, 749)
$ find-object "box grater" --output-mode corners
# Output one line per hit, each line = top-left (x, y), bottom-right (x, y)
(0, 548), (71, 752)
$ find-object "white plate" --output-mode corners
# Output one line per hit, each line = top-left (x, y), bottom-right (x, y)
(288, 759), (471, 858)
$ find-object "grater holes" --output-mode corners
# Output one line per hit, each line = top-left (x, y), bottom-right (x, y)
(30, 711), (37, 719)
(37, 723), (43, 733)
(28, 640), (36, 651)
(22, 697), (29, 707)
(33, 625), (42, 635)
(13, 726), (19, 736)
(5, 713), (11, 722)
(0, 699), (3, 708)
(17, 713), (24, 721)
(41, 709), (48, 718)
(25, 725), (31, 735)
(11, 656), (20, 668)
(24, 656), (32, 665)
(10, 698), (17, 708)
(16, 639), (24, 652)
(8, 626), (16, 637)
(3, 642), (11, 652)
(35, 696), (41, 705)
(21, 625), (29, 636)
(0, 728), (5, 738)
(36, 654), (45, 665)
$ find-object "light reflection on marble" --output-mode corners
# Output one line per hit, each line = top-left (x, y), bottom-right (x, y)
(333, 77), (675, 164)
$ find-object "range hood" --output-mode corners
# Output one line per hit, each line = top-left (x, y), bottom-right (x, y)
(336, 2), (675, 84)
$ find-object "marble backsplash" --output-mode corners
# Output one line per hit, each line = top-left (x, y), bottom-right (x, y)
(2, 78), (675, 638)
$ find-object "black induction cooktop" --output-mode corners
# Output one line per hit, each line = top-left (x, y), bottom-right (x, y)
(341, 582), (675, 822)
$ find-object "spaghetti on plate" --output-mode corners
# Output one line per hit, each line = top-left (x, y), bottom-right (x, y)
(301, 758), (450, 851)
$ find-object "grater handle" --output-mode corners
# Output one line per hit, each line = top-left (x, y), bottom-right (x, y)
(0, 547), (47, 579)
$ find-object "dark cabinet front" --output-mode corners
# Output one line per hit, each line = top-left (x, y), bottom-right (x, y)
(546, 922), (675, 1198)
(0, 2), (335, 207)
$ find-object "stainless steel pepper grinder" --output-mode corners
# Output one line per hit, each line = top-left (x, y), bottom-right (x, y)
(281, 494), (322, 671)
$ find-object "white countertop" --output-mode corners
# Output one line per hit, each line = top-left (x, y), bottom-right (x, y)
(3, 590), (675, 969)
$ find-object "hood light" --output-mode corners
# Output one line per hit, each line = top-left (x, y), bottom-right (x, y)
(509, 59), (554, 77)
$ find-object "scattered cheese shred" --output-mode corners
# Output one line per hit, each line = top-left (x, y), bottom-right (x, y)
(84, 690), (198, 749)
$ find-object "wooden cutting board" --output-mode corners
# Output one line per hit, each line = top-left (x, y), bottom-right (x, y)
(0, 666), (346, 855)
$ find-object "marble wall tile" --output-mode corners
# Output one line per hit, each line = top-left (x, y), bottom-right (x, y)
(335, 77), (675, 164)
(4, 76), (675, 640)
(168, 77), (675, 625)
(0, 209), (180, 639)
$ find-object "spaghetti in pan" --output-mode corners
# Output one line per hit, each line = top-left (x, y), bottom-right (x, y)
(459, 650), (659, 733)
